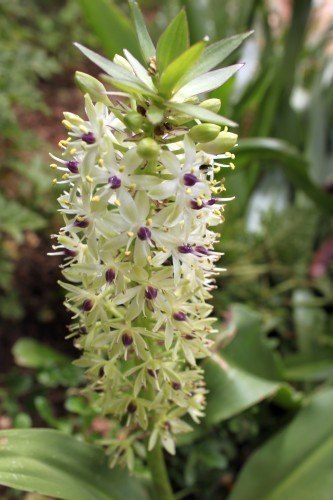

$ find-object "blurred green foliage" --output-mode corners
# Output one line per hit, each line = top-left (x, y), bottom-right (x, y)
(0, 0), (332, 499)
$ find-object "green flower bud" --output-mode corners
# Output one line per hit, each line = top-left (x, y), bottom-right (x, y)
(75, 71), (111, 106)
(137, 138), (160, 160)
(189, 123), (221, 143)
(197, 130), (238, 154)
(199, 98), (221, 113)
(124, 111), (144, 131)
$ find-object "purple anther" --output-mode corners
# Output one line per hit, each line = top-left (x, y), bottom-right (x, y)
(108, 176), (121, 189)
(195, 246), (210, 255)
(147, 369), (157, 378)
(82, 299), (93, 312)
(185, 333), (195, 340)
(190, 199), (204, 210)
(145, 286), (158, 300)
(207, 198), (217, 206)
(81, 132), (96, 144)
(78, 326), (87, 334)
(74, 217), (89, 228)
(178, 244), (193, 254)
(66, 160), (79, 173)
(122, 332), (133, 346)
(127, 402), (137, 413)
(105, 268), (116, 283)
(172, 382), (181, 391)
(137, 226), (151, 241)
(183, 173), (198, 186)
(173, 311), (187, 321)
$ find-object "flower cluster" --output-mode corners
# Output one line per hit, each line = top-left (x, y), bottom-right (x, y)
(50, 7), (241, 469)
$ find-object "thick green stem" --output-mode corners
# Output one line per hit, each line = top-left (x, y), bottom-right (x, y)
(147, 440), (174, 500)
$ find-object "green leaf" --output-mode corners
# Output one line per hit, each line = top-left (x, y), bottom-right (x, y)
(234, 138), (333, 213)
(229, 388), (333, 500)
(184, 31), (253, 83)
(77, 0), (140, 59)
(158, 42), (205, 97)
(102, 75), (156, 97)
(204, 354), (281, 425)
(156, 10), (189, 75)
(169, 102), (238, 127)
(12, 338), (69, 369)
(174, 64), (243, 99)
(0, 429), (149, 500)
(0, 194), (46, 242)
(283, 358), (333, 382)
(203, 305), (293, 425)
(129, 0), (155, 63)
(74, 43), (142, 84)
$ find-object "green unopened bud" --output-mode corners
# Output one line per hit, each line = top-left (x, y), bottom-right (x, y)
(75, 72), (111, 106)
(124, 111), (144, 131)
(197, 130), (238, 154)
(199, 98), (221, 113)
(189, 123), (221, 143)
(137, 138), (160, 160)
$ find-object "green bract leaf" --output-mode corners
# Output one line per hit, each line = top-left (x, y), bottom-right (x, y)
(185, 31), (253, 83)
(129, 0), (155, 63)
(0, 429), (149, 500)
(74, 43), (138, 83)
(102, 75), (157, 97)
(173, 64), (244, 100)
(156, 10), (189, 75)
(77, 0), (140, 59)
(229, 388), (333, 500)
(169, 102), (238, 127)
(158, 42), (205, 97)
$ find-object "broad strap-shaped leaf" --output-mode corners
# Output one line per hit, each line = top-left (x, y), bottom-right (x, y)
(173, 64), (244, 100)
(229, 388), (333, 500)
(185, 31), (253, 83)
(77, 0), (140, 59)
(169, 101), (238, 127)
(156, 9), (189, 75)
(204, 354), (281, 425)
(158, 42), (205, 97)
(129, 0), (155, 63)
(0, 429), (149, 500)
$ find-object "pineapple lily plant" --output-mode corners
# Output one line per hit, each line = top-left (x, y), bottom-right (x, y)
(49, 2), (247, 497)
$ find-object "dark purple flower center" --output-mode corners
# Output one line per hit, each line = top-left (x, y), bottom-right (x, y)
(137, 226), (151, 241)
(127, 402), (137, 413)
(81, 132), (96, 144)
(74, 217), (89, 228)
(173, 311), (187, 321)
(172, 382), (181, 390)
(105, 268), (116, 283)
(145, 286), (158, 300)
(63, 248), (77, 257)
(183, 173), (198, 186)
(82, 299), (93, 312)
(122, 332), (133, 346)
(108, 176), (121, 189)
(190, 199), (204, 210)
(178, 244), (193, 254)
(195, 246), (210, 255)
(66, 160), (79, 173)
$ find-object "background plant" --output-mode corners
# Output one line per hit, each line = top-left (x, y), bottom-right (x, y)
(0, 1), (332, 499)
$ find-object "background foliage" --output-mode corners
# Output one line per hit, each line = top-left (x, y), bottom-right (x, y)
(0, 0), (332, 499)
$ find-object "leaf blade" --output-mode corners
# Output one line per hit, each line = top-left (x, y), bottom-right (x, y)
(169, 101), (238, 127)
(129, 0), (155, 63)
(0, 429), (149, 500)
(156, 9), (189, 75)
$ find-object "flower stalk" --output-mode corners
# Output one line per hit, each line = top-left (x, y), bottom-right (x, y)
(50, 0), (246, 487)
